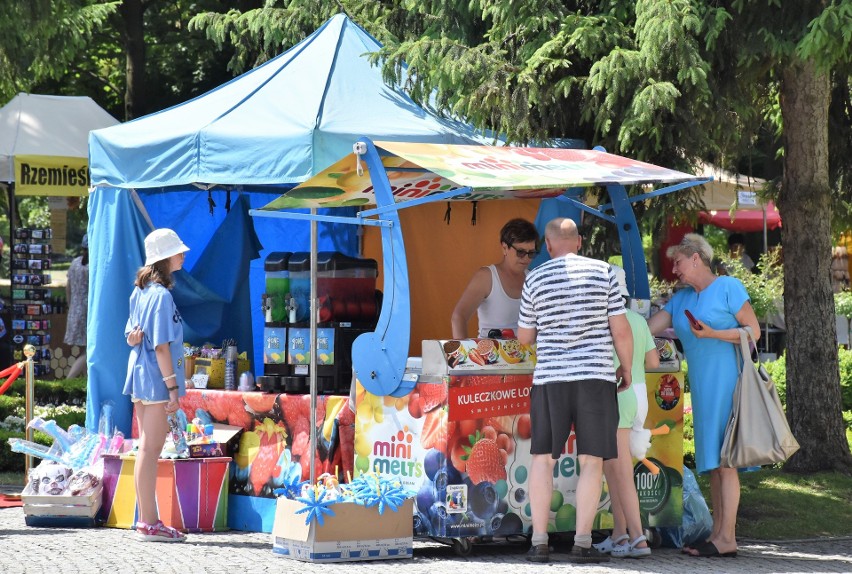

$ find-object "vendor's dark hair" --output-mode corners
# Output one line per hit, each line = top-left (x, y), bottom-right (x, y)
(135, 259), (174, 289)
(500, 218), (539, 247)
(728, 233), (746, 247)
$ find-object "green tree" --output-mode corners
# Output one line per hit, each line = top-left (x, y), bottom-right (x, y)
(191, 0), (852, 472)
(0, 1), (119, 105)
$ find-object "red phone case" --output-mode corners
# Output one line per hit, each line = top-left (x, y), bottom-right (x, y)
(684, 309), (702, 330)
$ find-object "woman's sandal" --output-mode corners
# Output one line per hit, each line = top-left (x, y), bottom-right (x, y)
(136, 520), (187, 543)
(592, 533), (629, 554)
(611, 534), (652, 558)
(692, 540), (737, 558)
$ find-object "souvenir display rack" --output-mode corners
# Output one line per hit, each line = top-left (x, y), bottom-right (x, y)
(10, 227), (58, 376)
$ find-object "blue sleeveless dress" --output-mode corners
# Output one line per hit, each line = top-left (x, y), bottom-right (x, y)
(664, 276), (749, 473)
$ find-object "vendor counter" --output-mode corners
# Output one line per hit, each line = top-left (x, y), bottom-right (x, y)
(128, 390), (355, 533)
(355, 338), (684, 539)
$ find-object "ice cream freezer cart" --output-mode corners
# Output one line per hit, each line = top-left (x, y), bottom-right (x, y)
(354, 337), (685, 555)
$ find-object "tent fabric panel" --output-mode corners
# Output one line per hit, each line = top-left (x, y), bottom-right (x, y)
(0, 93), (118, 184)
(85, 186), (153, 435)
(698, 201), (782, 232)
(87, 186), (360, 435)
(87, 14), (488, 190)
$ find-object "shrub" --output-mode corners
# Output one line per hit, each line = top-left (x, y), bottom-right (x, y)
(763, 353), (788, 406)
(5, 377), (88, 407)
(683, 402), (696, 469)
(0, 395), (24, 421)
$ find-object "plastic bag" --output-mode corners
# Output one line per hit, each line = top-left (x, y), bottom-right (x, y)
(658, 467), (713, 548)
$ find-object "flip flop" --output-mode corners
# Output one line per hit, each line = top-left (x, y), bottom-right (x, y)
(692, 540), (737, 558)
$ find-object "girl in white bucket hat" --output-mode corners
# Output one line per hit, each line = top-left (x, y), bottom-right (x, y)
(122, 228), (189, 542)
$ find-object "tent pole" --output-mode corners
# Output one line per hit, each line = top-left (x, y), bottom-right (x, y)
(309, 212), (318, 485)
(6, 183), (14, 285)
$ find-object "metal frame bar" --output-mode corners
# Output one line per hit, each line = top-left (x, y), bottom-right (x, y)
(248, 208), (393, 227)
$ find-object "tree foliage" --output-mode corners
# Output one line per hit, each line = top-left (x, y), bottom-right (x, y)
(0, 1), (119, 104)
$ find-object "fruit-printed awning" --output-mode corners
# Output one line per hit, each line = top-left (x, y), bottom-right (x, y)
(259, 141), (704, 210)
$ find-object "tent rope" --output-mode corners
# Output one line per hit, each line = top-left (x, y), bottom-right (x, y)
(471, 201), (478, 226)
(443, 202), (451, 225)
(225, 190), (231, 213)
(208, 190), (216, 215)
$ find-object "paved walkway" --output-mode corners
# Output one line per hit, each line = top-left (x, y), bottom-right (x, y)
(2, 507), (851, 573)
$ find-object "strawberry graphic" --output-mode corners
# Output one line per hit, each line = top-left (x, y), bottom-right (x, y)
(227, 401), (254, 429)
(203, 392), (231, 422)
(421, 406), (456, 452)
(279, 394), (311, 432)
(249, 424), (286, 495)
(462, 431), (507, 485)
(484, 415), (514, 435)
(178, 392), (206, 420)
(291, 431), (310, 462)
(243, 393), (277, 415)
(416, 383), (447, 413)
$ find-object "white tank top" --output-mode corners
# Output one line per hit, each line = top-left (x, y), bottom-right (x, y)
(477, 265), (522, 337)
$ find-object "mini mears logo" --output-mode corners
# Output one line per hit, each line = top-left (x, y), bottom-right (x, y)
(373, 427), (414, 459)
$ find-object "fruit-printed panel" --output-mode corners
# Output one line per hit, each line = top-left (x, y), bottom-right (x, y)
(354, 371), (684, 538)
(173, 390), (354, 498)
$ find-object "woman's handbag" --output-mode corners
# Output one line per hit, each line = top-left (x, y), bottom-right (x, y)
(720, 327), (800, 468)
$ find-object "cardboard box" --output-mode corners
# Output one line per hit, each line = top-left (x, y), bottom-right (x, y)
(23, 485), (102, 527)
(188, 423), (243, 458)
(194, 357), (251, 389)
(272, 497), (413, 562)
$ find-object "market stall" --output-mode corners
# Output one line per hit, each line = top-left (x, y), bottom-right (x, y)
(252, 139), (706, 551)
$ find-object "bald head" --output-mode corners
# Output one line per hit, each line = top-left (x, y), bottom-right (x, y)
(544, 218), (581, 257)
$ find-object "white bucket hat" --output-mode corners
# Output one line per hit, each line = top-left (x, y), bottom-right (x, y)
(144, 228), (189, 266)
(611, 264), (629, 297)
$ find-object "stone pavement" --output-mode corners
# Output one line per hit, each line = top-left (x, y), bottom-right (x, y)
(2, 507), (850, 573)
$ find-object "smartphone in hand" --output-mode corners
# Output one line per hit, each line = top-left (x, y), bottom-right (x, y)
(684, 309), (703, 330)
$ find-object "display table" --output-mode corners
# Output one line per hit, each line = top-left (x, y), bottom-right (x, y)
(168, 389), (355, 532)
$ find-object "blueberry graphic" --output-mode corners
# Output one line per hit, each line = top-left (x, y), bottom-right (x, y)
(416, 481), (436, 513)
(424, 449), (446, 481)
(435, 463), (463, 492)
(489, 513), (505, 532)
(469, 481), (498, 520)
(494, 512), (523, 536)
(513, 487), (527, 504)
(413, 511), (431, 535)
(430, 501), (448, 533)
(496, 499), (509, 515)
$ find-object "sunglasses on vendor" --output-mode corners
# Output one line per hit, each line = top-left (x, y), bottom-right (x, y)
(507, 243), (540, 259)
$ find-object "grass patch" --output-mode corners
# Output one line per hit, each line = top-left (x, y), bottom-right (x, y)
(696, 469), (852, 540)
(0, 471), (24, 487)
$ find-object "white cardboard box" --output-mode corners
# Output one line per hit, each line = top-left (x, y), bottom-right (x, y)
(271, 497), (413, 562)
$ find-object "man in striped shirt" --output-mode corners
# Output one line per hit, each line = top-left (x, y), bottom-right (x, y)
(517, 217), (634, 564)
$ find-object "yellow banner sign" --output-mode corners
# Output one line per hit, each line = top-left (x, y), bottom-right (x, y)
(13, 155), (90, 196)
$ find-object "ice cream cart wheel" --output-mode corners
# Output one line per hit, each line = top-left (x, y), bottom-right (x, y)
(644, 527), (662, 549)
(451, 537), (474, 557)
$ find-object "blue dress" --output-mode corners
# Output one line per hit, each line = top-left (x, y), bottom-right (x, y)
(123, 283), (186, 402)
(664, 276), (749, 473)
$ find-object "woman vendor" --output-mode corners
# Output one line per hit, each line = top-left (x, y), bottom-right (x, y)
(451, 218), (540, 339)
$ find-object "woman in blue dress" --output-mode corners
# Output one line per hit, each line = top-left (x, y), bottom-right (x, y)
(124, 228), (190, 542)
(648, 233), (760, 558)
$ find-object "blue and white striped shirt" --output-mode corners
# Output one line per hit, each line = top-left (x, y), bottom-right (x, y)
(518, 254), (625, 385)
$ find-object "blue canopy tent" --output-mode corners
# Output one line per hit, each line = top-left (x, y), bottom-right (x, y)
(85, 14), (489, 435)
